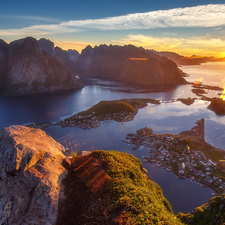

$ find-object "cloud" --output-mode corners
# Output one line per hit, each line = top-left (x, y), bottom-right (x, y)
(162, 32), (177, 36)
(60, 4), (225, 30)
(147, 124), (180, 132)
(0, 14), (57, 22)
(1, 4), (225, 36)
(213, 27), (223, 30)
(113, 34), (225, 57)
(0, 25), (82, 36)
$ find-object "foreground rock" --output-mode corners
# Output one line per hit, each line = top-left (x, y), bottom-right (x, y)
(77, 44), (187, 85)
(0, 37), (83, 95)
(0, 125), (66, 225)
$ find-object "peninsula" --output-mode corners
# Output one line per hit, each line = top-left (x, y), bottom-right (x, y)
(123, 120), (225, 195)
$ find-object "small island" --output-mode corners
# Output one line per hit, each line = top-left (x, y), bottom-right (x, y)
(26, 98), (161, 130)
(123, 119), (225, 195)
(26, 97), (201, 130)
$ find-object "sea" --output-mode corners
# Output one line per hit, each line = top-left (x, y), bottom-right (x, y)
(1, 61), (225, 214)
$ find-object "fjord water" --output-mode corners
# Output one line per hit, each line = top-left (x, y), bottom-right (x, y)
(0, 62), (225, 214)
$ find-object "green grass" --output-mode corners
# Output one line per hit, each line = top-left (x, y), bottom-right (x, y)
(79, 100), (136, 116)
(179, 135), (224, 162)
(93, 150), (183, 225)
(177, 195), (225, 225)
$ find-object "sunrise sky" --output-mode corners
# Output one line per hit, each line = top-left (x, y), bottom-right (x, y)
(1, 0), (225, 57)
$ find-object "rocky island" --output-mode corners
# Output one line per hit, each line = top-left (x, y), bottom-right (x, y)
(27, 98), (161, 130)
(27, 97), (201, 131)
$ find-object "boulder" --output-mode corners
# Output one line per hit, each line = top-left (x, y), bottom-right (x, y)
(0, 125), (66, 225)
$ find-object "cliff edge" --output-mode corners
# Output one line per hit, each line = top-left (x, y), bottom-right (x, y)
(0, 125), (66, 225)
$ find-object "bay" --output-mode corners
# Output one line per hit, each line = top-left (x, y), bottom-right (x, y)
(0, 62), (225, 214)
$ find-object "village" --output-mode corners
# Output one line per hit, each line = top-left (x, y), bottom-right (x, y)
(123, 125), (225, 195)
(26, 98), (161, 130)
(26, 97), (200, 131)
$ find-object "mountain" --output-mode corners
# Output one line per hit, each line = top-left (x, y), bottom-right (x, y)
(38, 38), (80, 74)
(77, 44), (187, 85)
(0, 39), (9, 92)
(38, 38), (79, 63)
(149, 50), (225, 66)
(0, 37), (83, 95)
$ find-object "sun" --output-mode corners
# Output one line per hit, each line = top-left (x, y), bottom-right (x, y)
(220, 89), (225, 100)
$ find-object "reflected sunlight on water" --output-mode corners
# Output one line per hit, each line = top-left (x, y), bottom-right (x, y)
(180, 62), (225, 87)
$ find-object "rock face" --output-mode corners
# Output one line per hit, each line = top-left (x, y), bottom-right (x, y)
(0, 40), (9, 93)
(77, 44), (187, 85)
(38, 38), (80, 74)
(0, 125), (66, 225)
(38, 38), (79, 63)
(0, 37), (83, 95)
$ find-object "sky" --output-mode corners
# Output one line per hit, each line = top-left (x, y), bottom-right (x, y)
(1, 0), (225, 57)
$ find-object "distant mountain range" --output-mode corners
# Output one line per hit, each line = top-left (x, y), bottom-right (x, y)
(149, 50), (225, 66)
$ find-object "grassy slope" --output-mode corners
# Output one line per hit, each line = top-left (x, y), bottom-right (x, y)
(177, 195), (225, 225)
(93, 150), (183, 225)
(79, 100), (136, 116)
(178, 135), (224, 162)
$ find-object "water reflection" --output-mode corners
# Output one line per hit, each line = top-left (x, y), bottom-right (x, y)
(181, 62), (225, 88)
(0, 62), (225, 214)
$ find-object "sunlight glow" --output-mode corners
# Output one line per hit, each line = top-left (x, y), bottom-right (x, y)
(129, 58), (149, 60)
(147, 105), (155, 114)
(220, 88), (225, 100)
(114, 34), (225, 57)
(193, 77), (204, 85)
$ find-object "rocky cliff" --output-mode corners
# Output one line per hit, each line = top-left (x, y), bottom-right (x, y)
(38, 38), (79, 63)
(38, 38), (80, 74)
(77, 44), (187, 85)
(0, 125), (66, 225)
(0, 37), (83, 95)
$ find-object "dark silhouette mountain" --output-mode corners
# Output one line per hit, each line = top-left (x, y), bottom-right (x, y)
(76, 44), (187, 85)
(0, 39), (9, 92)
(0, 37), (83, 95)
(149, 50), (225, 66)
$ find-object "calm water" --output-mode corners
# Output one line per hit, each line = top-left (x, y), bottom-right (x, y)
(0, 62), (225, 214)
